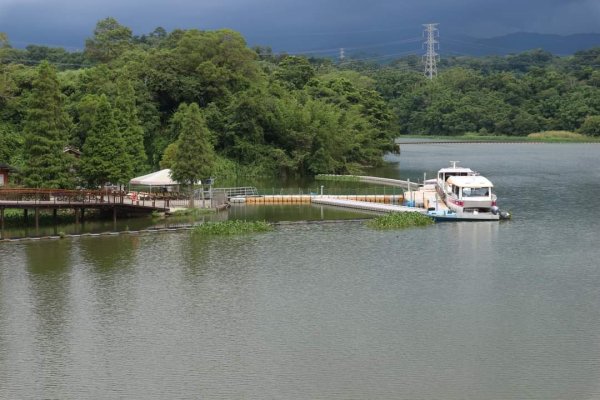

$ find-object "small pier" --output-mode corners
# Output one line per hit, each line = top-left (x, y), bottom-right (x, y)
(233, 194), (404, 205)
(232, 193), (429, 215)
(0, 189), (166, 238)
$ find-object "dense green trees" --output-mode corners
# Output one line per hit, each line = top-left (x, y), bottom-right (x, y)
(114, 77), (147, 176)
(371, 62), (600, 135)
(21, 62), (74, 188)
(170, 103), (216, 205)
(85, 17), (133, 63)
(0, 20), (598, 190)
(80, 94), (130, 187)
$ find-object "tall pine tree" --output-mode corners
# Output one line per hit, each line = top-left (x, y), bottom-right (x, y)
(22, 61), (74, 188)
(170, 103), (216, 206)
(80, 94), (130, 187)
(114, 76), (147, 177)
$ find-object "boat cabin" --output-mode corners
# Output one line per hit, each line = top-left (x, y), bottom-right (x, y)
(446, 175), (495, 208)
(437, 165), (476, 197)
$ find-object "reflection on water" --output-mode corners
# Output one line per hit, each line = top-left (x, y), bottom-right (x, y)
(1, 144), (600, 399)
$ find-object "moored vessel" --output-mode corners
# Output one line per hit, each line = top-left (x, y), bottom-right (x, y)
(429, 161), (510, 221)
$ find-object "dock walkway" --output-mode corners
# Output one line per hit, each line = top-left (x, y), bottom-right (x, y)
(312, 197), (426, 214)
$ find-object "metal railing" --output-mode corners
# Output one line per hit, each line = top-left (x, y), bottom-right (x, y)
(212, 187), (259, 198)
(0, 188), (122, 204)
(0, 188), (166, 209)
(256, 186), (405, 196)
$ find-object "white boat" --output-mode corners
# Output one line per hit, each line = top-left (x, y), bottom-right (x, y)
(432, 161), (510, 221)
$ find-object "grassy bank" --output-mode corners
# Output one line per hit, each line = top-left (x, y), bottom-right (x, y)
(367, 212), (434, 230)
(192, 220), (272, 235)
(398, 131), (599, 143)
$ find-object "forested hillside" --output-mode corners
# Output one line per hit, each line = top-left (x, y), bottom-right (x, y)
(0, 19), (599, 189)
(368, 48), (600, 135)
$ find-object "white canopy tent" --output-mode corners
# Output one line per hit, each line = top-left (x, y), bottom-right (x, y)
(129, 169), (179, 187)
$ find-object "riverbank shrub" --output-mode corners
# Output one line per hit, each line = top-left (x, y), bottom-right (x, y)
(367, 212), (434, 229)
(527, 131), (589, 141)
(192, 220), (272, 235)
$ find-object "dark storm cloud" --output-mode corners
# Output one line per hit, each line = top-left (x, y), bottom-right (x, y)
(0, 0), (598, 50)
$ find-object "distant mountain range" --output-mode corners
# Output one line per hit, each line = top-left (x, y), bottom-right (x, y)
(449, 32), (600, 56)
(276, 31), (600, 59)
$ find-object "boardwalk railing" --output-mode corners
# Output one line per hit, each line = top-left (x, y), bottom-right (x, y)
(212, 187), (259, 198)
(0, 188), (123, 204)
(0, 188), (225, 210)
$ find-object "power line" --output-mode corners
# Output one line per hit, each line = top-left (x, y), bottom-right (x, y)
(262, 36), (422, 57)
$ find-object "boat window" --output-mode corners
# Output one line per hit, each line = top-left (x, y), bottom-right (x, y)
(462, 187), (490, 197)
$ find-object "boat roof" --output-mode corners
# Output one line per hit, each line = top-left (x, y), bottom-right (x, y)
(438, 167), (475, 174)
(447, 175), (493, 188)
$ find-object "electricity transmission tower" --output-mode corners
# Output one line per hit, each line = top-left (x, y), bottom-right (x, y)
(422, 23), (439, 79)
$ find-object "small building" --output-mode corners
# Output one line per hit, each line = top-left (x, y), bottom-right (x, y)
(63, 146), (82, 158)
(0, 163), (14, 186)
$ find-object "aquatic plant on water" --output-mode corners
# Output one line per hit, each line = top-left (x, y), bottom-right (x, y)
(192, 220), (272, 235)
(367, 212), (434, 230)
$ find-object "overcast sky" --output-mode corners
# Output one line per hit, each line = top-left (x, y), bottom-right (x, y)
(1, 0), (599, 52)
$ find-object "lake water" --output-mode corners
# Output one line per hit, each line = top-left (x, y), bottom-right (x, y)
(1, 143), (600, 399)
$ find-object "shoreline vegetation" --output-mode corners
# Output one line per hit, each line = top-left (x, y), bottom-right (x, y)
(398, 131), (599, 143)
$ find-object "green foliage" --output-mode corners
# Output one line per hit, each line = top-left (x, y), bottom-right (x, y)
(274, 56), (315, 89)
(377, 61), (600, 136)
(192, 220), (272, 235)
(159, 142), (178, 170)
(144, 29), (258, 109)
(579, 116), (600, 136)
(114, 76), (148, 175)
(85, 17), (133, 63)
(0, 32), (9, 48)
(170, 103), (216, 186)
(367, 212), (434, 230)
(0, 122), (23, 167)
(80, 94), (130, 186)
(2, 20), (599, 186)
(528, 131), (590, 140)
(21, 61), (74, 188)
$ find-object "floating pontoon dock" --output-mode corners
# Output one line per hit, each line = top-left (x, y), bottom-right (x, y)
(311, 197), (426, 213)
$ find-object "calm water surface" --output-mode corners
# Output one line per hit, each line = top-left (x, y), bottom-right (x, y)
(1, 143), (600, 399)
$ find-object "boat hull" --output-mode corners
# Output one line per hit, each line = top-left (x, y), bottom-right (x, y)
(427, 209), (500, 221)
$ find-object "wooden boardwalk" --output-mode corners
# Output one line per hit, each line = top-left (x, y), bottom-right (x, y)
(0, 189), (168, 235)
